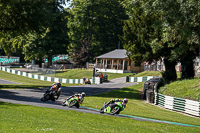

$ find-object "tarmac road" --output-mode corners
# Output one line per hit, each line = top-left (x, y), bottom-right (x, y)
(0, 79), (21, 84)
(0, 77), (136, 113)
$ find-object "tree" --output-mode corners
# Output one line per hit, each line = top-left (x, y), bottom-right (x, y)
(67, 0), (127, 66)
(122, 0), (200, 82)
(0, 0), (69, 67)
(153, 0), (200, 79)
(42, 9), (70, 68)
(0, 0), (68, 59)
(122, 0), (178, 83)
(23, 4), (70, 67)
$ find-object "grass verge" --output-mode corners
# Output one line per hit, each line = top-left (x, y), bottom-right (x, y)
(0, 102), (199, 133)
(83, 83), (200, 126)
(159, 78), (200, 101)
(0, 71), (75, 89)
(55, 69), (133, 80)
(133, 71), (162, 77)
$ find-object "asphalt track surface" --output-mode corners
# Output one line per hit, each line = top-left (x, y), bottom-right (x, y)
(0, 77), (200, 128)
(0, 79), (21, 84)
(0, 77), (135, 114)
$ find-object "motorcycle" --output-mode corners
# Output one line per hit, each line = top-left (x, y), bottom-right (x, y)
(83, 77), (91, 85)
(41, 90), (56, 102)
(62, 96), (81, 108)
(100, 102), (124, 115)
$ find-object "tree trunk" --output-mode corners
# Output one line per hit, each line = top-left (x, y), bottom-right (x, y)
(47, 54), (52, 68)
(162, 58), (177, 83)
(38, 57), (43, 68)
(180, 52), (195, 79)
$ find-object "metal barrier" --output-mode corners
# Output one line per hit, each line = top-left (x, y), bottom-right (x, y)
(127, 76), (161, 83)
(142, 77), (200, 117)
(126, 76), (200, 117)
(155, 93), (200, 117)
(0, 66), (101, 85)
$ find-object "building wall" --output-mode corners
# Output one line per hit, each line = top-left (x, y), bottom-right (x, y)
(131, 62), (144, 72)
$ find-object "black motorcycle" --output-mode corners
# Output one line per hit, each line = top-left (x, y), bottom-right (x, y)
(41, 90), (56, 102)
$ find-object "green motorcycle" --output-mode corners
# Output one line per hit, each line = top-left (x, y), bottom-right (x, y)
(62, 96), (81, 108)
(100, 102), (124, 115)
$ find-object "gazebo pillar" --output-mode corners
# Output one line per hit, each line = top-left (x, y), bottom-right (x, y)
(106, 59), (108, 69)
(112, 59), (114, 69)
(103, 59), (105, 69)
(100, 59), (103, 68)
(122, 59), (125, 70)
(117, 59), (119, 70)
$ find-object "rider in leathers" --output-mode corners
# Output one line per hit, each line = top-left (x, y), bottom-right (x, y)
(104, 98), (128, 110)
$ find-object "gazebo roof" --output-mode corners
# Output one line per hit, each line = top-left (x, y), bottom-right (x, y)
(96, 49), (128, 59)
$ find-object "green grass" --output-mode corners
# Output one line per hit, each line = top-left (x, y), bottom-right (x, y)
(0, 102), (199, 133)
(133, 71), (162, 77)
(83, 83), (200, 126)
(55, 69), (134, 80)
(105, 72), (134, 80)
(133, 71), (181, 78)
(159, 78), (200, 101)
(0, 71), (75, 89)
(55, 69), (93, 79)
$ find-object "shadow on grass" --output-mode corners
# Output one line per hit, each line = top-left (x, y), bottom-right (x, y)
(55, 71), (68, 74)
(0, 84), (50, 89)
(94, 87), (141, 100)
(0, 89), (61, 106)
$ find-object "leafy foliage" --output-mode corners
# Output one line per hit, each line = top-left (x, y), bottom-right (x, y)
(122, 0), (200, 82)
(0, 0), (70, 67)
(67, 0), (127, 66)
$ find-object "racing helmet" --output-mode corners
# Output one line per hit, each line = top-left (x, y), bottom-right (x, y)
(52, 82), (61, 89)
(123, 98), (128, 104)
(81, 92), (86, 97)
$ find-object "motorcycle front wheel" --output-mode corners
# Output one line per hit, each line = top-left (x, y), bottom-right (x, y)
(62, 101), (67, 106)
(100, 107), (105, 113)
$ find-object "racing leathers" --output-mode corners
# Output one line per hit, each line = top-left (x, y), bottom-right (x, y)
(46, 83), (61, 101)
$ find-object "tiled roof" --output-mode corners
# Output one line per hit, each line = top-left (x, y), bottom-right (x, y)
(96, 49), (128, 59)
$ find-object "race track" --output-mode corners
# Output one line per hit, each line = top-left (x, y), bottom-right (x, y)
(0, 79), (21, 84)
(0, 77), (199, 128)
(0, 77), (136, 114)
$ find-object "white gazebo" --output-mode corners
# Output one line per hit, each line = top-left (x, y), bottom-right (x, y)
(95, 49), (144, 73)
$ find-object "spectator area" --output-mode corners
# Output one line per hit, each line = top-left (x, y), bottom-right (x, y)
(44, 55), (68, 63)
(0, 57), (20, 65)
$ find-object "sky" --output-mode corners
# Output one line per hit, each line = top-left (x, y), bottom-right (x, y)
(62, 1), (71, 8)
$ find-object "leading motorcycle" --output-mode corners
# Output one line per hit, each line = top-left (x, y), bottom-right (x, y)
(100, 102), (124, 115)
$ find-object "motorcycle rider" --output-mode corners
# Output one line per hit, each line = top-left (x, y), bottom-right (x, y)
(66, 92), (86, 104)
(104, 98), (128, 110)
(47, 82), (62, 101)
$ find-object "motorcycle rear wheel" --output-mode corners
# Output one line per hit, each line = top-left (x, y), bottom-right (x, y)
(41, 97), (44, 102)
(69, 100), (77, 107)
(41, 94), (50, 102)
(110, 106), (120, 115)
